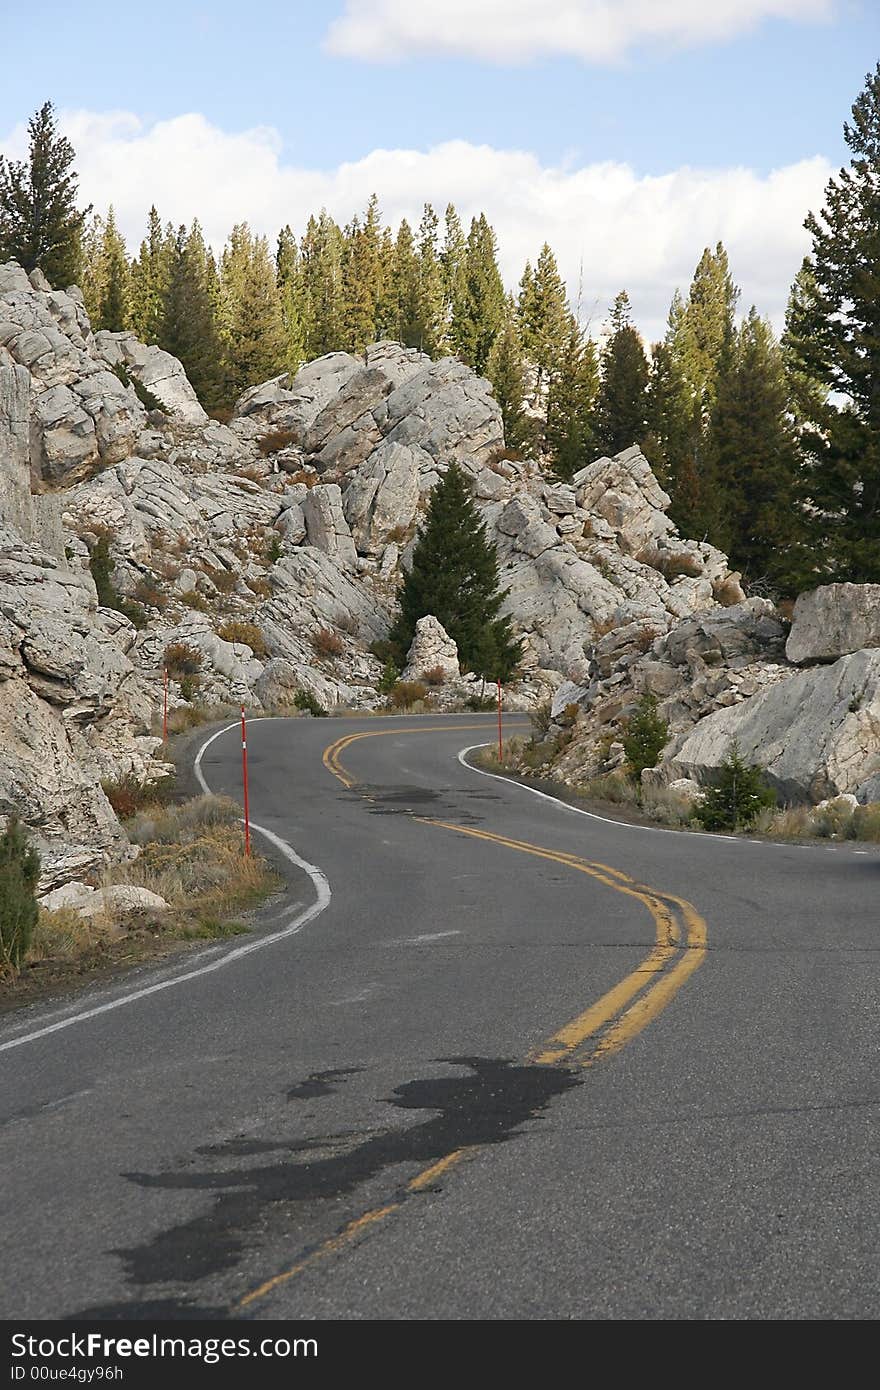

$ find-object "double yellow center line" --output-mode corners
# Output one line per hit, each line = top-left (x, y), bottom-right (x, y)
(237, 724), (707, 1310)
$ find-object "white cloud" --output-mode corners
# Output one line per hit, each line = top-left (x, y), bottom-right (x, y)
(324, 0), (833, 64)
(1, 109), (831, 342)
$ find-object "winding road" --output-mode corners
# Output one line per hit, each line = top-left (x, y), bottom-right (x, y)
(1, 713), (878, 1320)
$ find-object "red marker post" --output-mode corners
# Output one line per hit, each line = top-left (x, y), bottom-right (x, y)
(497, 678), (503, 764)
(240, 704), (251, 857)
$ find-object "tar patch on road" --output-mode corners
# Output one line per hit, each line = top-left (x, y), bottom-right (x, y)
(361, 784), (501, 823)
(70, 1056), (580, 1321)
(286, 1067), (364, 1100)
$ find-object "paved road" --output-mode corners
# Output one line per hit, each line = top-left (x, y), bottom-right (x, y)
(1, 713), (878, 1320)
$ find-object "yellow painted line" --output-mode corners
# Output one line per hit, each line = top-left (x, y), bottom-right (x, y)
(234, 723), (708, 1312)
(408, 1147), (471, 1191)
(238, 1202), (401, 1309)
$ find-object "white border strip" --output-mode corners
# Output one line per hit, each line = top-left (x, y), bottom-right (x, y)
(0, 724), (331, 1055)
(457, 743), (865, 852)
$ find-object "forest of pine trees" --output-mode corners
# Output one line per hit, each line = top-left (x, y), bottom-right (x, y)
(3, 65), (880, 598)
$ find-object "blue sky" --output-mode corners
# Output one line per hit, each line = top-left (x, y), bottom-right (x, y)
(1, 1), (877, 338)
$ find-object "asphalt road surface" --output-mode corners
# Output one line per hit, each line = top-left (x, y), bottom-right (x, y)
(1, 713), (878, 1320)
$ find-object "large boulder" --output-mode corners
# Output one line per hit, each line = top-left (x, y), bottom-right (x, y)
(664, 648), (880, 803)
(301, 484), (358, 570)
(786, 583), (880, 664)
(401, 616), (460, 683)
(233, 353), (362, 434)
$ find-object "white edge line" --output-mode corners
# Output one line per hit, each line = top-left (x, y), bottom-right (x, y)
(0, 722), (331, 1056)
(457, 744), (868, 853)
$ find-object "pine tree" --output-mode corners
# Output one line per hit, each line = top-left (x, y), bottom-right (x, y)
(221, 224), (287, 400)
(96, 206), (130, 331)
(414, 203), (445, 356)
(391, 218), (421, 347)
(784, 63), (880, 582)
(594, 291), (650, 456)
(486, 302), (535, 454)
(439, 203), (467, 353)
(160, 223), (223, 407)
(707, 308), (802, 586)
(388, 462), (520, 679)
(695, 743), (776, 830)
(0, 816), (40, 972)
(341, 214), (378, 353)
(643, 340), (691, 493)
(276, 223), (305, 368)
(129, 207), (170, 344)
(298, 211), (345, 358)
(545, 319), (599, 480)
(517, 243), (570, 395)
(453, 214), (505, 373)
(79, 211), (106, 326)
(0, 101), (89, 286)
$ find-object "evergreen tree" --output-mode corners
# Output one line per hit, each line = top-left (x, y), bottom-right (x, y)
(517, 242), (570, 394)
(545, 319), (599, 480)
(785, 62), (880, 582)
(0, 101), (88, 286)
(388, 462), (520, 679)
(414, 203), (445, 355)
(707, 308), (802, 585)
(78, 211), (106, 325)
(391, 218), (421, 347)
(439, 203), (467, 353)
(160, 223), (223, 407)
(95, 206), (130, 331)
(643, 340), (691, 493)
(486, 302), (535, 454)
(0, 816), (40, 972)
(342, 214), (378, 353)
(129, 207), (169, 344)
(276, 223), (305, 368)
(298, 211), (345, 358)
(453, 214), (505, 372)
(221, 224), (287, 400)
(594, 291), (650, 456)
(694, 743), (776, 831)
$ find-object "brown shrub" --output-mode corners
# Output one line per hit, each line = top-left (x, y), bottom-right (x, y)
(312, 627), (345, 657)
(639, 545), (703, 580)
(163, 642), (203, 679)
(258, 427), (300, 456)
(102, 774), (176, 821)
(389, 680), (428, 709)
(635, 626), (660, 653)
(218, 620), (268, 657)
(208, 405), (234, 425)
(593, 616), (617, 639)
(386, 523), (410, 545)
(422, 665), (447, 687)
(132, 576), (167, 610)
(248, 576), (272, 600)
(236, 464), (265, 484)
(180, 590), (210, 612)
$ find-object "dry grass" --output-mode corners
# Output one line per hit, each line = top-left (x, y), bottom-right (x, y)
(202, 562), (237, 595)
(104, 795), (279, 938)
(218, 620), (268, 657)
(756, 799), (880, 842)
(422, 665), (447, 687)
(102, 773), (176, 820)
(389, 680), (429, 709)
(164, 642), (203, 678)
(258, 427), (300, 456)
(28, 907), (115, 964)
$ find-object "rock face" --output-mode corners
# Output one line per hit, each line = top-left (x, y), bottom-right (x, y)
(95, 332), (208, 425)
(786, 583), (880, 664)
(401, 616), (460, 683)
(1, 262), (145, 484)
(664, 649), (880, 802)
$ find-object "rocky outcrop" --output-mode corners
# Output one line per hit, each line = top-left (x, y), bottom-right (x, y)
(95, 331), (208, 425)
(663, 649), (880, 803)
(401, 616), (461, 683)
(1, 262), (145, 484)
(786, 583), (880, 664)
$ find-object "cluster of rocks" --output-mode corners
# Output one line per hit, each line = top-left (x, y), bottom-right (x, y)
(546, 582), (880, 805)
(4, 254), (877, 889)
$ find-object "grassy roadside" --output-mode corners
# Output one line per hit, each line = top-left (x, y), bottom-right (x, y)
(476, 743), (880, 844)
(0, 731), (283, 1016)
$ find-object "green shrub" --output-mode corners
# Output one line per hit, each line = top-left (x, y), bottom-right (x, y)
(111, 361), (164, 414)
(294, 689), (327, 717)
(369, 638), (404, 666)
(465, 692), (496, 712)
(694, 743), (776, 831)
(0, 817), (41, 972)
(622, 694), (669, 779)
(378, 660), (400, 695)
(88, 535), (147, 629)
